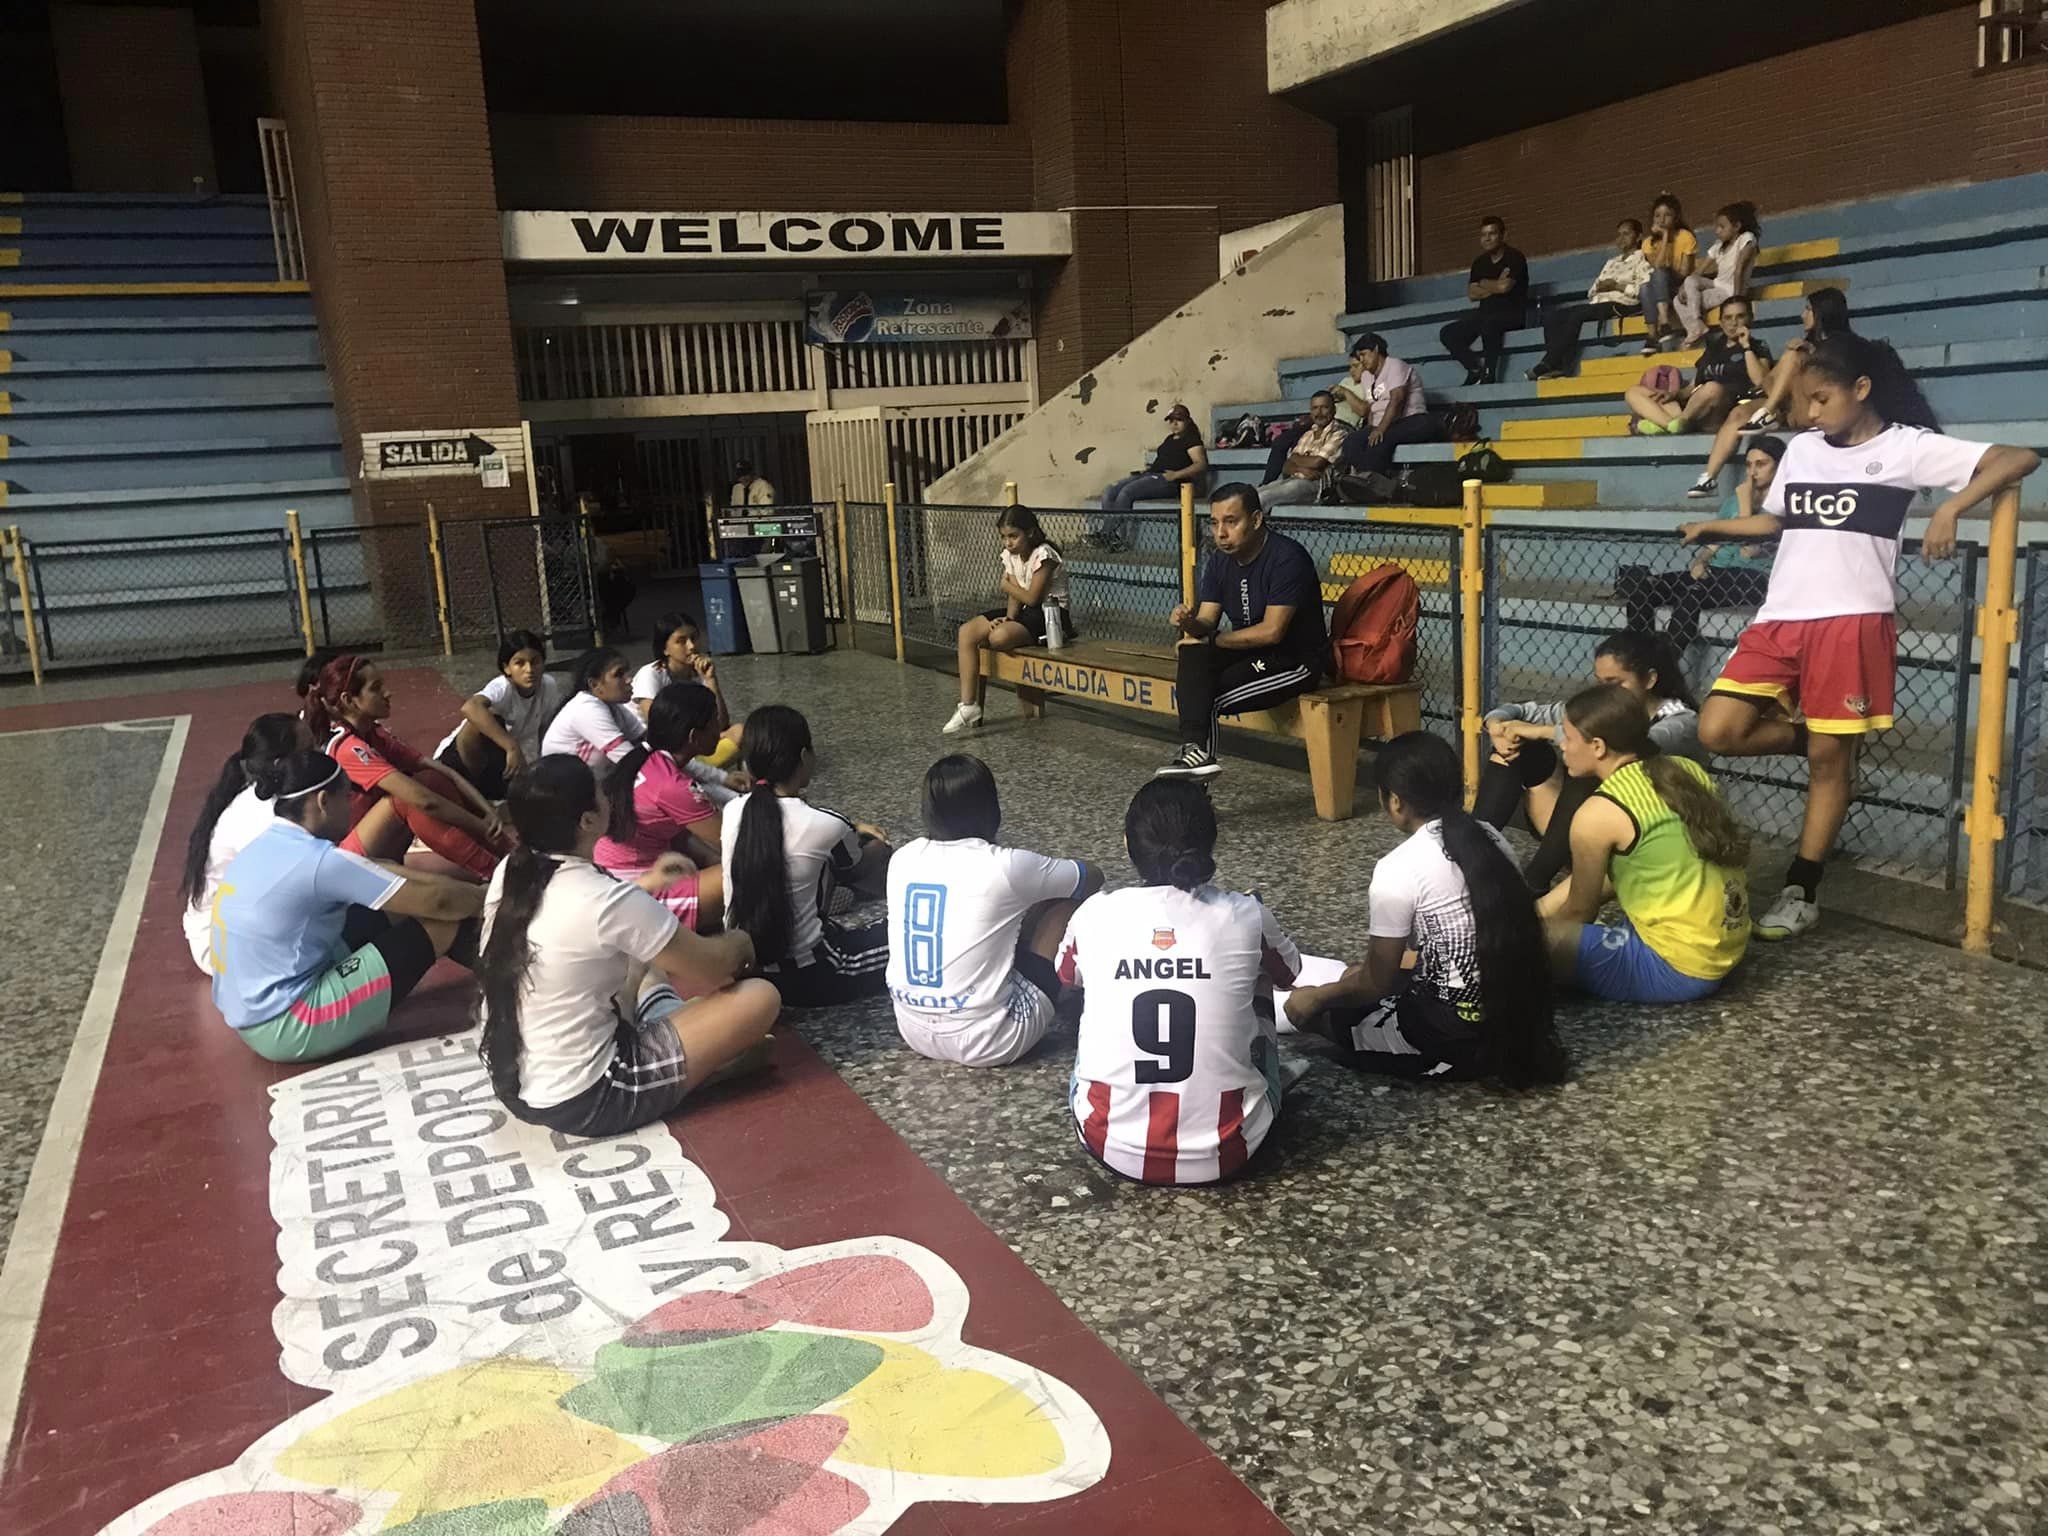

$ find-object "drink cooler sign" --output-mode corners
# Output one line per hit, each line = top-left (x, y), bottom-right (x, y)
(806, 289), (1033, 345)
(101, 1032), (1110, 1534)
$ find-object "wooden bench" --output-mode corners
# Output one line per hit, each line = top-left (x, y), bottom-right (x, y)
(978, 642), (1422, 821)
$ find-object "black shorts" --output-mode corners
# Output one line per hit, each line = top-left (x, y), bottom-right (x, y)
(1316, 989), (1489, 1081)
(982, 604), (1079, 644)
(507, 983), (692, 1138)
(439, 732), (510, 801)
(767, 918), (891, 1007)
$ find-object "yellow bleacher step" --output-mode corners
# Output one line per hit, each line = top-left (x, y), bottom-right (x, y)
(0, 251), (17, 269)
(0, 280), (310, 299)
(1757, 237), (1839, 267)
(1484, 480), (1596, 509)
(1616, 277), (1844, 336)
(1500, 414), (1632, 440)
(0, 393), (10, 414)
(1580, 351), (1699, 378)
(0, 436), (8, 460)
(0, 352), (10, 374)
(1329, 553), (1452, 587)
(0, 218), (19, 236)
(1454, 438), (1587, 463)
(0, 312), (11, 331)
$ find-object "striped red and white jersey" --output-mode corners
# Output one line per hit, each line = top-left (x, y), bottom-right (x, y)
(1059, 885), (1300, 1185)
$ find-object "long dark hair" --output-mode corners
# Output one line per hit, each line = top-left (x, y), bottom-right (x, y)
(605, 683), (717, 846)
(1717, 200), (1760, 239)
(649, 610), (700, 665)
(1126, 779), (1217, 890)
(922, 754), (1001, 842)
(1374, 732), (1566, 1088)
(1650, 192), (1687, 232)
(1566, 685), (1750, 867)
(1805, 332), (1940, 432)
(726, 705), (813, 964)
(263, 748), (348, 829)
(1595, 629), (1698, 711)
(997, 505), (1061, 564)
(180, 713), (303, 907)
(294, 647), (344, 705)
(477, 756), (598, 1108)
(1805, 286), (1851, 342)
(300, 653), (372, 741)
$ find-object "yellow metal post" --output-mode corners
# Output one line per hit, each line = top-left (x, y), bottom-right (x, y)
(1459, 479), (1485, 806)
(834, 490), (854, 639)
(1002, 480), (1019, 507)
(425, 503), (454, 657)
(1963, 486), (2021, 954)
(1180, 481), (1197, 608)
(883, 481), (906, 664)
(579, 498), (605, 647)
(703, 494), (718, 560)
(285, 508), (316, 657)
(6, 525), (41, 686)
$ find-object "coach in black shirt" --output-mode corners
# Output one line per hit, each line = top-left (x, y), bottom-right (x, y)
(1157, 483), (1328, 779)
(1439, 215), (1529, 386)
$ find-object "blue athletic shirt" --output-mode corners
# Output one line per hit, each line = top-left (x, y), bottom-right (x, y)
(209, 819), (405, 1028)
(1196, 530), (1328, 667)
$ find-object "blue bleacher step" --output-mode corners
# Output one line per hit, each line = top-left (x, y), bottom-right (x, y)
(5, 395), (338, 444)
(0, 293), (312, 321)
(1, 357), (332, 404)
(6, 235), (281, 266)
(0, 316), (325, 364)
(4, 478), (356, 543)
(0, 264), (287, 286)
(4, 435), (346, 493)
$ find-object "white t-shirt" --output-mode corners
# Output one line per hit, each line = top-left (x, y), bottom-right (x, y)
(1369, 818), (1513, 1012)
(730, 478), (776, 506)
(1059, 885), (1301, 1185)
(1359, 355), (1427, 425)
(1701, 230), (1758, 289)
(885, 838), (1085, 1051)
(541, 691), (646, 765)
(719, 791), (863, 962)
(630, 660), (676, 703)
(1757, 426), (1988, 622)
(481, 856), (679, 1109)
(183, 786), (281, 971)
(1002, 543), (1069, 607)
(436, 672), (567, 763)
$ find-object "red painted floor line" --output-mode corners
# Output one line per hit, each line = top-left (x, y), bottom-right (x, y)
(0, 671), (1284, 1535)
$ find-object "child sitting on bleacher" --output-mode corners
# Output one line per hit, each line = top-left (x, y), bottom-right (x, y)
(1688, 288), (1852, 499)
(1676, 202), (1762, 347)
(944, 506), (1075, 735)
(1624, 295), (1771, 437)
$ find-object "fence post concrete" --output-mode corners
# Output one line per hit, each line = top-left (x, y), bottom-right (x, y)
(285, 509), (315, 657)
(883, 482), (906, 664)
(1180, 482), (1197, 609)
(4, 527), (41, 686)
(1459, 480), (1484, 806)
(425, 504), (454, 658)
(1964, 486), (2021, 954)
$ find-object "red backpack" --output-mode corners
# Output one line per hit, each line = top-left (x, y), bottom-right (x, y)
(1328, 563), (1420, 685)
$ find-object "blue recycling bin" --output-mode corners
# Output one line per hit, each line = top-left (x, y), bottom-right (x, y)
(699, 560), (751, 654)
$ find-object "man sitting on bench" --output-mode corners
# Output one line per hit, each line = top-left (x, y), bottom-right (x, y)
(1157, 482), (1328, 780)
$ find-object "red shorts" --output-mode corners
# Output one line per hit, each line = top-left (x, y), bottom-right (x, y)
(1712, 613), (1897, 734)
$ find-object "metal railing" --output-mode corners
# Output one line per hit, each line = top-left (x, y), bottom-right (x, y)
(257, 118), (307, 283)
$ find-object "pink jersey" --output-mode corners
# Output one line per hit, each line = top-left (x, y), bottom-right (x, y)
(594, 751), (717, 872)
(1059, 884), (1299, 1185)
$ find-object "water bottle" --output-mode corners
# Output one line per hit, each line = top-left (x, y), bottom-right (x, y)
(1043, 604), (1067, 650)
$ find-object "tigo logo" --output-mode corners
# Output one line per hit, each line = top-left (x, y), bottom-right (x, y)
(1785, 488), (1860, 526)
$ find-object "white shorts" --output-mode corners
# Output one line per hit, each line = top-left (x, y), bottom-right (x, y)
(895, 970), (1055, 1068)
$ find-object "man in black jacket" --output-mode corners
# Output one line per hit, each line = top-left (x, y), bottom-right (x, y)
(1439, 215), (1529, 386)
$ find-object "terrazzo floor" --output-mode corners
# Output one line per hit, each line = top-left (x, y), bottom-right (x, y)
(3, 645), (2044, 1534)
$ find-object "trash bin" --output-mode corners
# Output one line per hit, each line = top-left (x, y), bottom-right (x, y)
(771, 556), (828, 654)
(735, 558), (783, 655)
(699, 560), (750, 654)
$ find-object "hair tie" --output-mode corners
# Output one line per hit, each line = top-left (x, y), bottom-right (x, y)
(276, 760), (342, 801)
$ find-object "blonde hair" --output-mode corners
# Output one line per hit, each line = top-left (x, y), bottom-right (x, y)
(1565, 685), (1750, 868)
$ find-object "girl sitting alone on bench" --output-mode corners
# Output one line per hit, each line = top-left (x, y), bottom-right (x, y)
(209, 749), (484, 1062)
(594, 683), (727, 933)
(944, 505), (1075, 735)
(479, 756), (778, 1139)
(180, 711), (311, 972)
(1285, 731), (1568, 1086)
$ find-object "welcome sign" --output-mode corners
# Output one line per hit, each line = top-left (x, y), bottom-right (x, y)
(504, 210), (1074, 264)
(102, 1032), (1110, 1535)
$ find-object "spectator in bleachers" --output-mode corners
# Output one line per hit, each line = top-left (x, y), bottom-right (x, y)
(1527, 219), (1651, 381)
(1090, 404), (1210, 550)
(1333, 334), (1446, 477)
(1638, 194), (1697, 355)
(1675, 202), (1762, 347)
(1688, 288), (1851, 498)
(1623, 435), (1783, 653)
(1439, 215), (1529, 386)
(1623, 295), (1770, 436)
(1257, 391), (1349, 509)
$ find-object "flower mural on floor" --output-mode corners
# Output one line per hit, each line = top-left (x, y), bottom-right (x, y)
(100, 1035), (1109, 1536)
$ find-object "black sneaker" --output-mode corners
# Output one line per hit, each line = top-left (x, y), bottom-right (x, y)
(1156, 744), (1223, 779)
(1461, 368), (1484, 387)
(1685, 474), (1719, 499)
(1526, 361), (1558, 381)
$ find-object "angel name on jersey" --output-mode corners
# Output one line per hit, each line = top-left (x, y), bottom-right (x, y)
(1112, 956), (1213, 980)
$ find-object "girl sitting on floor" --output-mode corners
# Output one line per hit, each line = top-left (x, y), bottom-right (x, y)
(885, 754), (1102, 1067)
(542, 647), (646, 766)
(944, 505), (1076, 735)
(478, 756), (778, 1138)
(1060, 778), (1301, 1186)
(209, 749), (484, 1062)
(1540, 682), (1751, 1003)
(631, 609), (745, 772)
(435, 629), (567, 799)
(1285, 732), (1567, 1086)
(180, 711), (311, 973)
(303, 654), (511, 880)
(1475, 630), (1702, 893)
(594, 683), (727, 933)
(722, 704), (893, 1007)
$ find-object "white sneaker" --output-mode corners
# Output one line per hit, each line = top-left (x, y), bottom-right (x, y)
(942, 702), (983, 734)
(1753, 887), (1820, 942)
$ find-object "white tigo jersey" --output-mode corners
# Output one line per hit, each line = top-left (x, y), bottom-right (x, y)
(541, 690), (645, 765)
(1059, 885), (1300, 1185)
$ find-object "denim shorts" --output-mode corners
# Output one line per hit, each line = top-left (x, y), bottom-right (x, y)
(1574, 920), (1723, 1005)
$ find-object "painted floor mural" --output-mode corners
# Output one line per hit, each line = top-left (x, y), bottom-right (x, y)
(103, 1033), (1111, 1536)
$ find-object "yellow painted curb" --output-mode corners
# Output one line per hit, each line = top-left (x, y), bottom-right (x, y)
(0, 251), (18, 269)
(1328, 554), (1452, 586)
(1758, 237), (1839, 266)
(1500, 414), (1632, 439)
(0, 280), (309, 298)
(0, 393), (10, 414)
(0, 219), (19, 237)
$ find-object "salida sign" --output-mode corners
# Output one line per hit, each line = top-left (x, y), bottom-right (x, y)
(502, 209), (1074, 264)
(377, 434), (496, 472)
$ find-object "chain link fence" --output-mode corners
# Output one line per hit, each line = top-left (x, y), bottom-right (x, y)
(441, 516), (597, 655)
(2002, 544), (2048, 906)
(1485, 525), (1979, 888)
(304, 522), (437, 652)
(842, 500), (895, 632)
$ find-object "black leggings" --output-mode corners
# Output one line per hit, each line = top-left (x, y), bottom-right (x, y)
(1471, 739), (1597, 893)
(339, 905), (445, 1008)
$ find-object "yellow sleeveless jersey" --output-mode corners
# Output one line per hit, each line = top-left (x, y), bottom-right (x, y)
(1595, 758), (1750, 980)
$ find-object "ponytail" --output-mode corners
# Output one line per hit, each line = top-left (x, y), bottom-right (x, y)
(1374, 733), (1566, 1089)
(1807, 333), (1940, 432)
(476, 757), (597, 1108)
(1595, 629), (1698, 712)
(604, 683), (715, 846)
(301, 652), (370, 743)
(180, 712), (303, 907)
(723, 704), (813, 965)
(1564, 685), (1751, 869)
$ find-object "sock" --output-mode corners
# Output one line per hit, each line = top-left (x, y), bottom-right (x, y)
(1784, 857), (1824, 902)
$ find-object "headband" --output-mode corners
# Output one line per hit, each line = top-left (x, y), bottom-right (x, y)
(276, 760), (343, 801)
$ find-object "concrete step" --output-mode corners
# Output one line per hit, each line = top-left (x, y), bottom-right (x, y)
(1, 394), (338, 444)
(3, 434), (346, 493)
(0, 314), (324, 363)
(0, 354), (332, 403)
(4, 234), (280, 266)
(0, 289), (312, 320)
(4, 477), (355, 541)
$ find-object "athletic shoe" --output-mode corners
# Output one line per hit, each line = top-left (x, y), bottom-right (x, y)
(1747, 406), (1781, 431)
(1639, 338), (1662, 356)
(1156, 744), (1223, 779)
(942, 702), (983, 734)
(1461, 368), (1484, 387)
(1526, 362), (1558, 381)
(1686, 473), (1720, 498)
(1753, 887), (1821, 941)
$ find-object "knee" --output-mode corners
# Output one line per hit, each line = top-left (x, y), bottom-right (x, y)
(1806, 732), (1854, 777)
(736, 977), (781, 1036)
(1696, 709), (1742, 755)
(956, 617), (982, 645)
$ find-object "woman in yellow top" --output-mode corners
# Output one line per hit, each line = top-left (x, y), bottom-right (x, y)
(1638, 193), (1698, 355)
(1539, 682), (1751, 1003)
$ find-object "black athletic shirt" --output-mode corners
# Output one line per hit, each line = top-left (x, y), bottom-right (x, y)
(1470, 246), (1530, 323)
(1153, 432), (1197, 476)
(1693, 330), (1772, 392)
(1197, 531), (1328, 670)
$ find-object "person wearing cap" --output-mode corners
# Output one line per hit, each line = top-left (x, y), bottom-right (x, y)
(208, 747), (484, 1062)
(1090, 404), (1210, 550)
(728, 461), (777, 507)
(1332, 333), (1443, 478)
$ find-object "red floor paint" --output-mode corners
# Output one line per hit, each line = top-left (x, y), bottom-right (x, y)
(0, 672), (1285, 1535)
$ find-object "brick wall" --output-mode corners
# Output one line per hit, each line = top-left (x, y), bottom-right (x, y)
(1412, 8), (2048, 272)
(51, 3), (216, 192)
